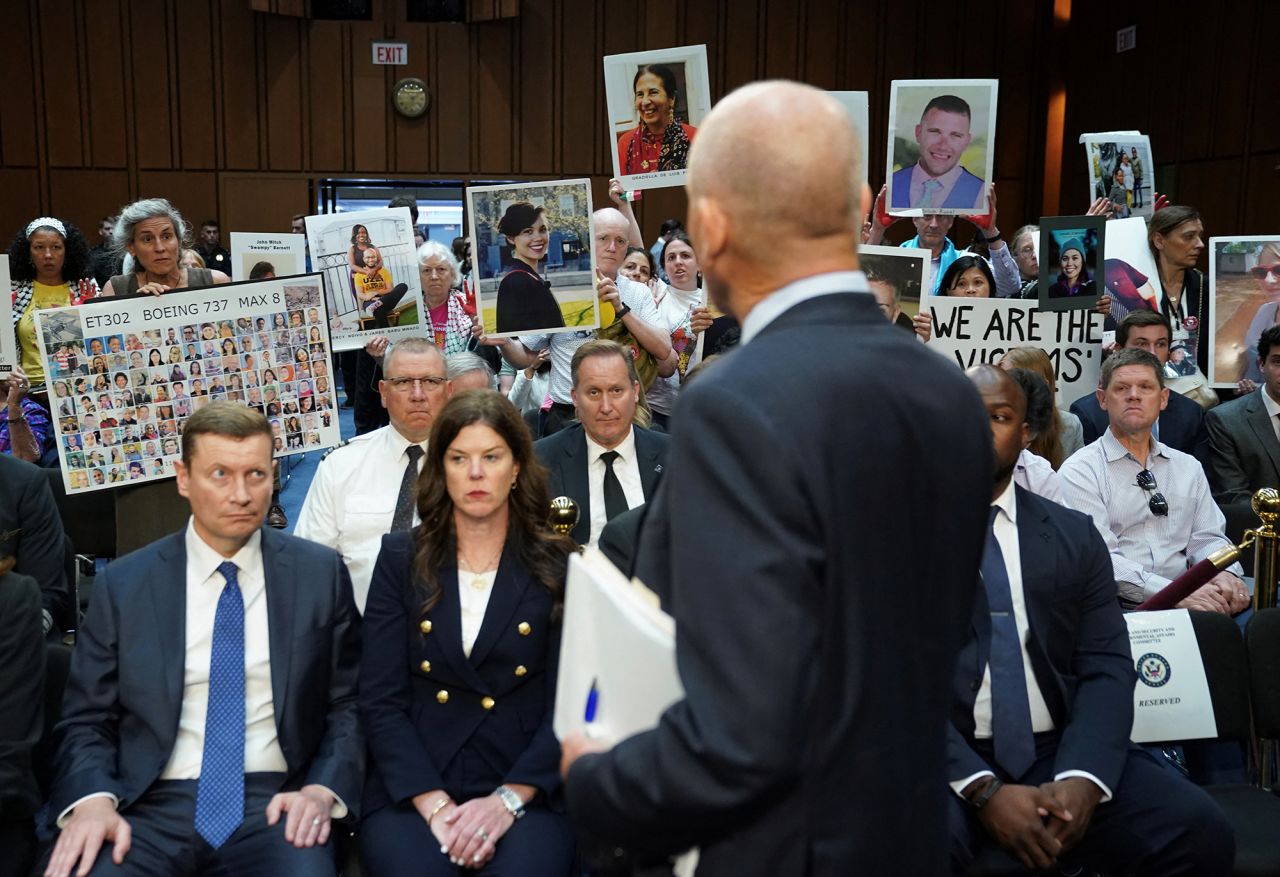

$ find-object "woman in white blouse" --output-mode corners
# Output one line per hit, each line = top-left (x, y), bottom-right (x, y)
(645, 231), (713, 429)
(358, 390), (577, 875)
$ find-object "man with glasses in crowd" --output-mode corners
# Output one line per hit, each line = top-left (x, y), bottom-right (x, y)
(295, 337), (452, 612)
(1059, 348), (1248, 615)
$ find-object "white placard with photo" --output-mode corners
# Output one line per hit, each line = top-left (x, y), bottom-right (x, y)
(229, 233), (307, 282)
(860, 243), (930, 303)
(0, 257), (14, 374)
(604, 44), (713, 191)
(466, 179), (599, 340)
(33, 275), (340, 493)
(829, 91), (870, 186)
(1080, 132), (1155, 220)
(304, 207), (426, 351)
(886, 78), (998, 216)
(1124, 609), (1218, 743)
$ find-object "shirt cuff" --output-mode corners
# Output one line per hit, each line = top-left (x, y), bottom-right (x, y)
(314, 785), (349, 820)
(1141, 573), (1173, 600)
(949, 770), (996, 799)
(1054, 770), (1113, 803)
(57, 792), (120, 828)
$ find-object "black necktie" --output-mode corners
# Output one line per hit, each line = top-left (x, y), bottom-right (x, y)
(391, 445), (425, 531)
(599, 450), (628, 521)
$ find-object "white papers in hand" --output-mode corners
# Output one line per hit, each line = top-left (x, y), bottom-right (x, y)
(553, 548), (684, 745)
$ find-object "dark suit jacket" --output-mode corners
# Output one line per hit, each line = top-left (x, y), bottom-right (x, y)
(1204, 389), (1280, 542)
(359, 531), (563, 814)
(0, 454), (70, 630)
(1070, 388), (1207, 464)
(564, 292), (993, 875)
(51, 526), (363, 820)
(534, 424), (668, 544)
(948, 487), (1134, 791)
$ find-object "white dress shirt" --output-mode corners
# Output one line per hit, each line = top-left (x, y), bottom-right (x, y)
(164, 522), (284, 779)
(739, 271), (868, 345)
(909, 162), (967, 209)
(646, 283), (706, 416)
(294, 424), (428, 612)
(459, 568), (498, 657)
(1260, 385), (1280, 444)
(1013, 448), (1063, 502)
(584, 426), (645, 548)
(951, 483), (1111, 801)
(1059, 429), (1242, 604)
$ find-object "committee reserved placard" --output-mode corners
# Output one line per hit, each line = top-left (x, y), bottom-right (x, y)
(34, 275), (341, 493)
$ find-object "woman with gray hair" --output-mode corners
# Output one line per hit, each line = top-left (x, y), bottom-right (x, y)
(101, 198), (230, 297)
(364, 240), (475, 363)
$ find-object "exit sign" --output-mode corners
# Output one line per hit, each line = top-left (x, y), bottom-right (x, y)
(1116, 26), (1136, 53)
(372, 41), (408, 65)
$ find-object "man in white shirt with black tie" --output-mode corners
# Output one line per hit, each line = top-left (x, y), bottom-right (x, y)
(533, 339), (668, 547)
(950, 366), (1232, 875)
(295, 337), (451, 611)
(43, 402), (362, 877)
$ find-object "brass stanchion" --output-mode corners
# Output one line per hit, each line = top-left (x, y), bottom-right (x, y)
(1246, 489), (1280, 788)
(549, 496), (581, 539)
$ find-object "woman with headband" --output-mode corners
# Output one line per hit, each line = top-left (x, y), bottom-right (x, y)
(5, 216), (99, 460)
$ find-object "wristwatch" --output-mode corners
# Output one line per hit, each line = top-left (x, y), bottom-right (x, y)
(494, 785), (526, 820)
(967, 777), (1003, 811)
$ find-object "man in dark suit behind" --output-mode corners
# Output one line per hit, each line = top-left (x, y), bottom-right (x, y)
(43, 402), (362, 877)
(952, 367), (1232, 874)
(559, 81), (993, 874)
(0, 453), (71, 636)
(1205, 324), (1280, 535)
(1070, 310), (1207, 462)
(534, 339), (668, 547)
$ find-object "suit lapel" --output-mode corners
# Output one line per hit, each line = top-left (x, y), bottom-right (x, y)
(262, 528), (296, 723)
(433, 563), (489, 690)
(563, 429), (591, 543)
(1014, 494), (1068, 721)
(1243, 393), (1280, 482)
(150, 533), (188, 713)
(636, 430), (664, 499)
(467, 545), (530, 668)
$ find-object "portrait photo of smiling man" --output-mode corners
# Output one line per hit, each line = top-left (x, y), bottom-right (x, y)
(888, 80), (998, 214)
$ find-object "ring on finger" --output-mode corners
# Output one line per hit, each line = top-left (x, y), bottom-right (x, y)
(476, 827), (489, 841)
(312, 816), (322, 826)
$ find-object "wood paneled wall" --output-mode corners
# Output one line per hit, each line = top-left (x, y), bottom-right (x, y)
(13, 0), (1216, 254)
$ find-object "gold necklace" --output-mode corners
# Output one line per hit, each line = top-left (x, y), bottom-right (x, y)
(458, 546), (502, 590)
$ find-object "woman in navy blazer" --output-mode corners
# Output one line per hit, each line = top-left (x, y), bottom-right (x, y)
(359, 390), (577, 875)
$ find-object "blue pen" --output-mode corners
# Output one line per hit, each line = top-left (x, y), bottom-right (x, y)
(584, 678), (599, 724)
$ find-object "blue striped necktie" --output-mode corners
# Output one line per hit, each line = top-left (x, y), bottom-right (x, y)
(194, 560), (245, 848)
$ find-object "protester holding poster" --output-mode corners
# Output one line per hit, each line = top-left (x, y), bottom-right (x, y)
(1149, 206), (1210, 387)
(100, 199), (229, 297)
(33, 276), (341, 494)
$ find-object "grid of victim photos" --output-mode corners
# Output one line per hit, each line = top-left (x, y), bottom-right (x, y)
(48, 304), (336, 490)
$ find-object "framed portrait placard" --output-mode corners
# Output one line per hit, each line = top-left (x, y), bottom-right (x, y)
(1080, 132), (1155, 220)
(1037, 216), (1106, 313)
(304, 207), (426, 351)
(604, 44), (712, 192)
(465, 179), (599, 340)
(229, 233), (307, 282)
(886, 78), (998, 216)
(1208, 235), (1280, 388)
(34, 275), (341, 493)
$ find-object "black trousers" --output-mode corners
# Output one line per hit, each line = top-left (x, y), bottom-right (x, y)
(37, 774), (336, 877)
(949, 745), (1234, 875)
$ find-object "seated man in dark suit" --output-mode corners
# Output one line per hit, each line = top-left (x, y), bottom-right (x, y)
(534, 339), (668, 547)
(1205, 324), (1280, 537)
(952, 366), (1232, 875)
(1070, 311), (1207, 462)
(0, 453), (71, 637)
(0, 558), (46, 877)
(42, 402), (362, 877)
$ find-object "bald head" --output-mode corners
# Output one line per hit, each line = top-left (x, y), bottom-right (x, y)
(688, 81), (863, 251)
(966, 364), (1021, 405)
(593, 208), (631, 276)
